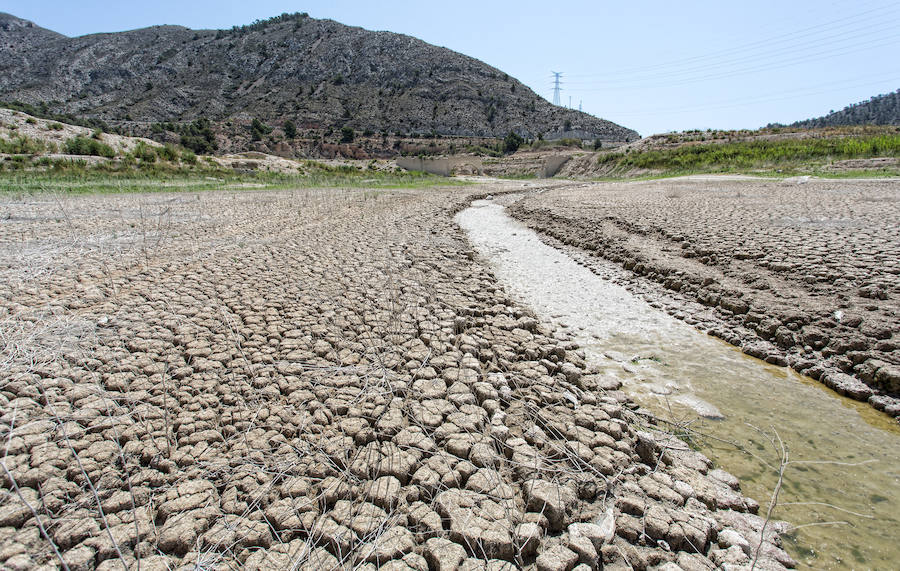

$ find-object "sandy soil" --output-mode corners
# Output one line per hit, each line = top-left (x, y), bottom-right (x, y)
(0, 183), (793, 570)
(509, 176), (900, 418)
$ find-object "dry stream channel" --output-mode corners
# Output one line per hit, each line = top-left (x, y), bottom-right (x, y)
(456, 195), (900, 570)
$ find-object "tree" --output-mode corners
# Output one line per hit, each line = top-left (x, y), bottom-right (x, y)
(340, 126), (355, 143)
(251, 118), (271, 141)
(504, 131), (524, 153)
(284, 120), (297, 139)
(179, 118), (217, 154)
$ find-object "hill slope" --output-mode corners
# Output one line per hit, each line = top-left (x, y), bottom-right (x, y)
(0, 12), (637, 148)
(791, 89), (900, 128)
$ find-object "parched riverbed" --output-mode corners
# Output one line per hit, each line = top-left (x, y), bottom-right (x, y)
(0, 184), (799, 570)
(457, 195), (900, 570)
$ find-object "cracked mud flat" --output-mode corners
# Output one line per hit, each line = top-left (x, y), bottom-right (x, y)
(458, 195), (900, 570)
(509, 177), (900, 418)
(1, 184), (794, 570)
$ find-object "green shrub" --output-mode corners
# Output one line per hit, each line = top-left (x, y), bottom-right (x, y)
(64, 136), (116, 158)
(48, 122), (64, 131)
(181, 149), (197, 164)
(340, 126), (355, 143)
(0, 135), (45, 154)
(134, 141), (157, 162)
(157, 143), (179, 161)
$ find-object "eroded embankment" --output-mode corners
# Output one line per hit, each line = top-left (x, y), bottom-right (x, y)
(508, 177), (900, 419)
(0, 185), (790, 570)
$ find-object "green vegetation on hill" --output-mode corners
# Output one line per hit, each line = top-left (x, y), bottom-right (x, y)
(598, 130), (900, 176)
(787, 89), (900, 129)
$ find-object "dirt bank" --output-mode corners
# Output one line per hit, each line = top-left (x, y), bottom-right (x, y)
(0, 183), (792, 569)
(508, 177), (900, 419)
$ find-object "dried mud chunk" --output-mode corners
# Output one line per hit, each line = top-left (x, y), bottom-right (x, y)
(408, 501), (443, 538)
(411, 378), (448, 399)
(514, 521), (543, 556)
(265, 497), (318, 533)
(394, 425), (438, 455)
(525, 479), (577, 531)
(157, 479), (217, 521)
(310, 517), (354, 559)
(536, 544), (579, 571)
(363, 475), (402, 509)
(379, 552), (429, 570)
(0, 502), (33, 528)
(434, 488), (518, 560)
(202, 515), (272, 551)
(158, 510), (209, 555)
(424, 537), (468, 571)
(53, 518), (100, 550)
(358, 526), (415, 564)
(349, 441), (418, 483)
(331, 499), (388, 538)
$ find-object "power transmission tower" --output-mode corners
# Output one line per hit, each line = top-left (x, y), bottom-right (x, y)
(551, 71), (562, 106)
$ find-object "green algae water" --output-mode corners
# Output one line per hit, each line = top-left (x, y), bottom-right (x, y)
(457, 197), (900, 570)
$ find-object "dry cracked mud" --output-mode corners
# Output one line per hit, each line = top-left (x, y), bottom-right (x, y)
(1, 183), (794, 570)
(509, 177), (900, 419)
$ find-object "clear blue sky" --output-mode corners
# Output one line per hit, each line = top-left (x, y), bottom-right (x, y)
(6, 0), (899, 136)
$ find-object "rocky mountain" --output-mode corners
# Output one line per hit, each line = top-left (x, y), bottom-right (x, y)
(0, 12), (638, 151)
(790, 89), (900, 128)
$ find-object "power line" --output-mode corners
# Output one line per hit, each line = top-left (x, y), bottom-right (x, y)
(568, 2), (898, 80)
(566, 34), (900, 92)
(551, 71), (562, 106)
(593, 76), (900, 117)
(565, 19), (900, 87)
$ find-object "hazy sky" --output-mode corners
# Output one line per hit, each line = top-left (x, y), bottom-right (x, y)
(6, 0), (899, 136)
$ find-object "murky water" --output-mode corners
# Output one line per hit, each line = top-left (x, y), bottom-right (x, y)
(456, 198), (900, 570)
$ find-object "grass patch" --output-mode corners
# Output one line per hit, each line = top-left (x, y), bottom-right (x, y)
(0, 158), (469, 195)
(598, 131), (900, 177)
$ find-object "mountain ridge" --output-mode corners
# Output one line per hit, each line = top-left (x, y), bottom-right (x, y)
(0, 12), (638, 155)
